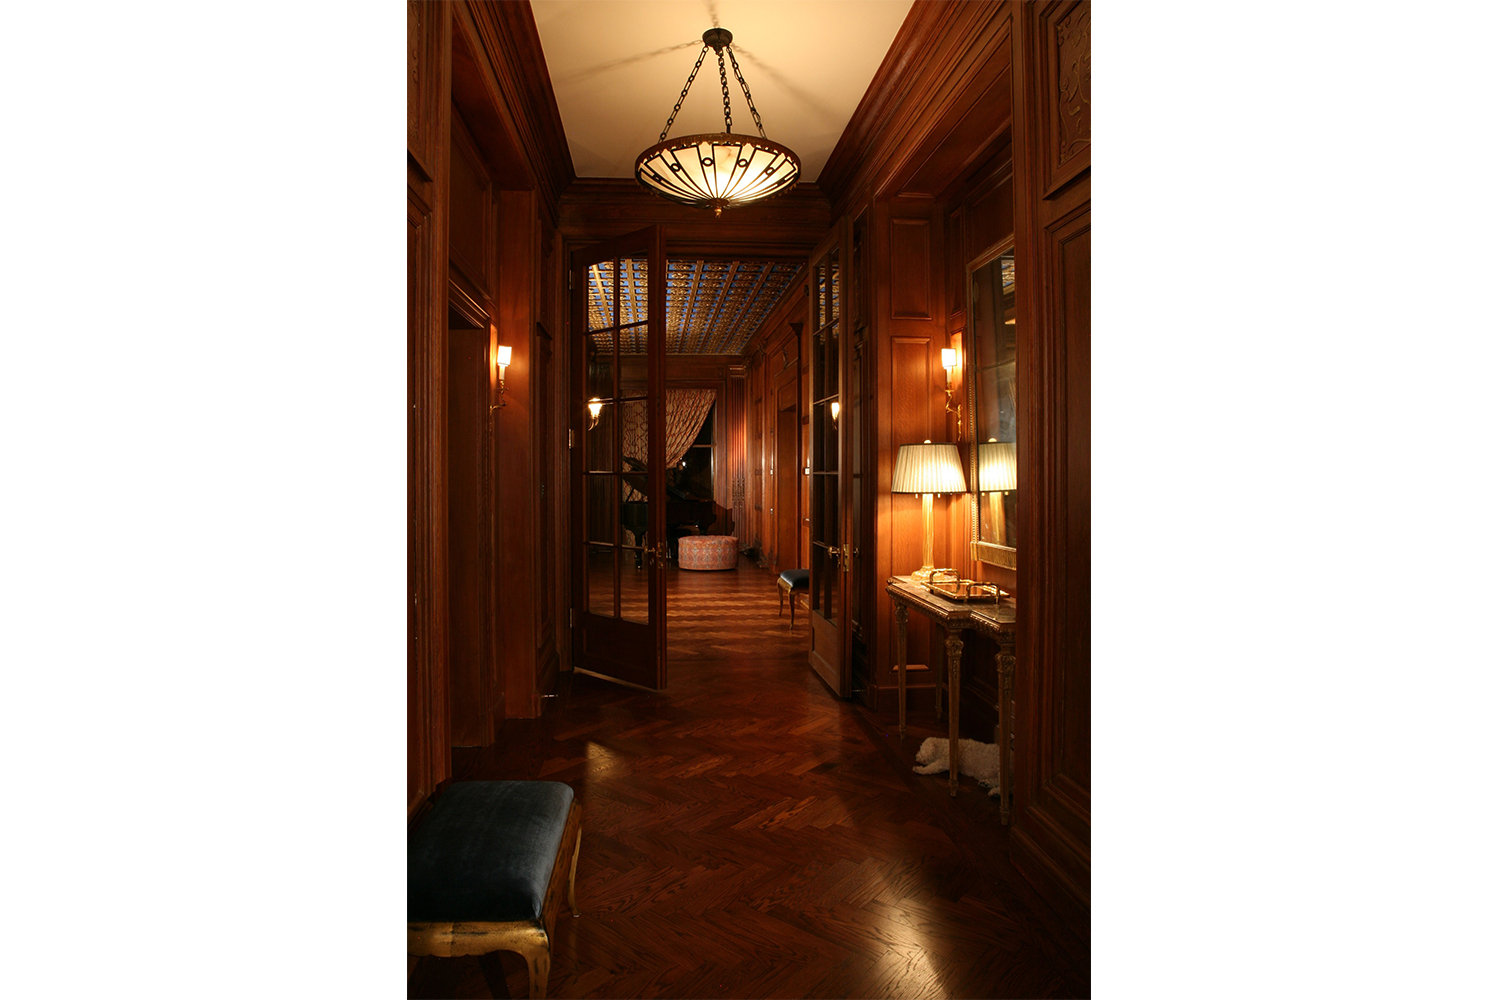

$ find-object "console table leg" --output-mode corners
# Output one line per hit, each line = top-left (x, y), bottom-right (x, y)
(894, 603), (909, 738)
(945, 627), (963, 797)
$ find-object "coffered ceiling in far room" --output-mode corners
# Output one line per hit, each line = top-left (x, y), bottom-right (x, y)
(531, 0), (915, 181)
(588, 258), (805, 355)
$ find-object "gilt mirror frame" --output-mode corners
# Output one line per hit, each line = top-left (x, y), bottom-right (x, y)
(966, 237), (1018, 571)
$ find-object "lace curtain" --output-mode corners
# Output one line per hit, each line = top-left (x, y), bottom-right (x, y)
(621, 389), (715, 506)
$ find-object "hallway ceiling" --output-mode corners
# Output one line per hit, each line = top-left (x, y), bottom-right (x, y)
(531, 0), (914, 181)
(587, 257), (805, 355)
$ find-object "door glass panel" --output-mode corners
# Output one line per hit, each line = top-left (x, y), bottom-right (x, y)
(586, 543), (616, 618)
(587, 328), (615, 400)
(620, 557), (648, 622)
(809, 244), (841, 628)
(587, 401), (616, 474)
(620, 256), (648, 326)
(587, 261), (616, 331)
(586, 473), (617, 545)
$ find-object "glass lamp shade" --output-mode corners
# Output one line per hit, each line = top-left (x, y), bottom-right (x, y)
(977, 440), (1017, 493)
(891, 441), (967, 495)
(635, 132), (800, 214)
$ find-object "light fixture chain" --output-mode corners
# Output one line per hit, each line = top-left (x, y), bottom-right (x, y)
(726, 47), (767, 138)
(717, 48), (733, 132)
(659, 44), (709, 142)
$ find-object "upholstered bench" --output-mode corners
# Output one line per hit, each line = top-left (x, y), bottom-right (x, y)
(777, 568), (809, 626)
(408, 781), (583, 999)
(678, 534), (738, 570)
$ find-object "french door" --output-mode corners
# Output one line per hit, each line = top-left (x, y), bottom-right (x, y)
(807, 224), (854, 697)
(569, 226), (668, 690)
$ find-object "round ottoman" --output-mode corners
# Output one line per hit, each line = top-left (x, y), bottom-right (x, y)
(678, 534), (738, 571)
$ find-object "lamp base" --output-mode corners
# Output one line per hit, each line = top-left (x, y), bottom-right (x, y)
(909, 565), (938, 583)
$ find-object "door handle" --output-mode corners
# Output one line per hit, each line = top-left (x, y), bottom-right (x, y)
(643, 541), (670, 567)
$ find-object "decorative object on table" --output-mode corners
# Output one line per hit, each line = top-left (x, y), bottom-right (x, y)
(924, 569), (1004, 603)
(634, 27), (801, 216)
(890, 439), (968, 583)
(913, 737), (1006, 799)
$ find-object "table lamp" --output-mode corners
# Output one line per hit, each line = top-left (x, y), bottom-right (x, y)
(891, 439), (967, 582)
(977, 439), (1017, 545)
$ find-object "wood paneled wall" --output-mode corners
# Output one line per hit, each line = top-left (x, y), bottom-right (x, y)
(741, 287), (810, 572)
(812, 0), (1090, 934)
(1010, 0), (1091, 931)
(409, 0), (573, 819)
(408, 0), (451, 819)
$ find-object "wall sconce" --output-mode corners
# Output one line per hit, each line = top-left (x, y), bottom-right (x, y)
(940, 347), (961, 417)
(830, 400), (840, 423)
(587, 397), (603, 431)
(495, 344), (512, 408)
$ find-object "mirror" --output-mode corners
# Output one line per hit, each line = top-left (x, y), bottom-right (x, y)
(969, 246), (1017, 569)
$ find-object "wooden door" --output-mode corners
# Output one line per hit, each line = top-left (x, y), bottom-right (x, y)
(447, 319), (499, 744)
(569, 226), (668, 690)
(775, 398), (798, 571)
(807, 225), (854, 698)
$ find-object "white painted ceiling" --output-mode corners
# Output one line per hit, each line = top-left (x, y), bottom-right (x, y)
(531, 0), (914, 182)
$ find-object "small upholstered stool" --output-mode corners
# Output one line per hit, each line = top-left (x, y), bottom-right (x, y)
(408, 781), (583, 999)
(678, 534), (738, 570)
(777, 568), (809, 627)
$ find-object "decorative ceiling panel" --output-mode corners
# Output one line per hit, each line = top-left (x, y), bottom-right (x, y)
(588, 258), (804, 355)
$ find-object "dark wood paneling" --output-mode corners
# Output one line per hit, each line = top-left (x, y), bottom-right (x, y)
(448, 115), (492, 295)
(559, 179), (830, 259)
(889, 219), (933, 319)
(1010, 0), (1090, 933)
(453, 1), (574, 225)
(820, 2), (1013, 216)
(495, 188), (540, 718)
(1039, 0), (1091, 197)
(408, 2), (451, 819)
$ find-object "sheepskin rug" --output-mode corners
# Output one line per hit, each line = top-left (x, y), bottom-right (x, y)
(913, 737), (1004, 798)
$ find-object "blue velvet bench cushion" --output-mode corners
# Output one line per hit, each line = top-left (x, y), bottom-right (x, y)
(408, 780), (575, 924)
(778, 568), (809, 590)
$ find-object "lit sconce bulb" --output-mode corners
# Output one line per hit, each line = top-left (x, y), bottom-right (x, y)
(830, 400), (840, 422)
(587, 397), (603, 430)
(940, 346), (961, 418)
(495, 344), (512, 408)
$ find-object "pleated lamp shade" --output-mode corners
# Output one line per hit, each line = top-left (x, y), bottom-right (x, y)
(977, 440), (1017, 493)
(891, 441), (967, 495)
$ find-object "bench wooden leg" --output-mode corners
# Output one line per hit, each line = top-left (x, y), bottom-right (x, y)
(778, 582), (785, 618)
(568, 825), (582, 917)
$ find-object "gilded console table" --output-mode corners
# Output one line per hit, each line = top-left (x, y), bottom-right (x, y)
(886, 575), (1018, 823)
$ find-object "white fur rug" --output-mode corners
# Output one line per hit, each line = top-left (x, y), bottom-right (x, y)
(913, 737), (1004, 798)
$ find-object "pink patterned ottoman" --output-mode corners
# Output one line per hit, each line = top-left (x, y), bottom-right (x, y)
(677, 534), (738, 571)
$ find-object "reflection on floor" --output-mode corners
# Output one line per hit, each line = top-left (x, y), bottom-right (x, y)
(410, 558), (1088, 999)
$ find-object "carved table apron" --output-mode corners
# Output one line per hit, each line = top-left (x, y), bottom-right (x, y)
(886, 575), (1018, 823)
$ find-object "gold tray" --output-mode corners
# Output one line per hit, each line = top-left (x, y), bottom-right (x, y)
(924, 576), (1005, 603)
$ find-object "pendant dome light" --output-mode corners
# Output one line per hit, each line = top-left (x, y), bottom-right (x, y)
(635, 27), (801, 216)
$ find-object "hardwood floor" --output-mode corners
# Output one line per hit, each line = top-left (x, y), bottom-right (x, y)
(410, 560), (1089, 999)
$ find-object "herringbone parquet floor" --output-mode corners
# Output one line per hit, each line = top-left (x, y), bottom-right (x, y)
(410, 558), (1089, 999)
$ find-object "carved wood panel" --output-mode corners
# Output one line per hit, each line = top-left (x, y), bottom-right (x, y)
(1041, 0), (1091, 196)
(890, 219), (933, 319)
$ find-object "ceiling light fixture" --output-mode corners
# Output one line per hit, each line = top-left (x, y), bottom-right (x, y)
(635, 27), (801, 217)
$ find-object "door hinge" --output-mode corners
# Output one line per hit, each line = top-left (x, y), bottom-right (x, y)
(568, 429), (575, 449)
(569, 608), (575, 627)
(569, 270), (574, 291)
